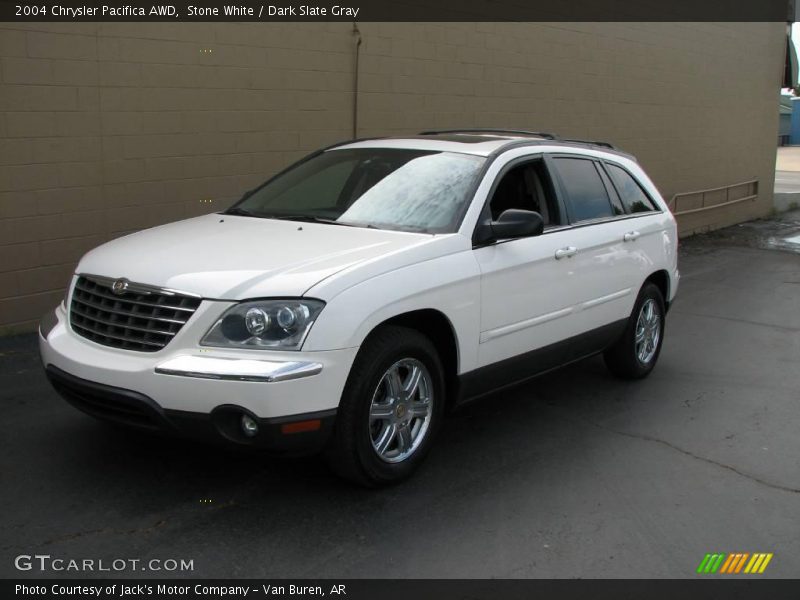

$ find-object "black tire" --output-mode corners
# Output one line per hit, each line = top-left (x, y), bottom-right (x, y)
(325, 325), (446, 487)
(603, 282), (666, 379)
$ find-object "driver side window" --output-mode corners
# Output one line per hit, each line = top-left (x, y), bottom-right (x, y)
(489, 158), (560, 227)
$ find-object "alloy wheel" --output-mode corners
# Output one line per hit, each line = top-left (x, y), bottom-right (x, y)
(635, 298), (661, 364)
(368, 358), (434, 463)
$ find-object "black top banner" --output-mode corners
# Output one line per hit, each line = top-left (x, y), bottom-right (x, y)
(1, 0), (795, 22)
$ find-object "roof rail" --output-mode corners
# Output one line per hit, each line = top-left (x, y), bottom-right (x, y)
(561, 138), (617, 150)
(418, 129), (621, 151)
(419, 128), (559, 140)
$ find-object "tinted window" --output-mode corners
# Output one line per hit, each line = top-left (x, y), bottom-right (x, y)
(606, 164), (657, 213)
(267, 158), (358, 211)
(597, 165), (625, 216)
(554, 158), (614, 222)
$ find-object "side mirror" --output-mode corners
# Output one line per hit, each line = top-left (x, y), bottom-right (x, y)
(490, 209), (544, 240)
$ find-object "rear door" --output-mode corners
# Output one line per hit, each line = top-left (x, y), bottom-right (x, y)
(602, 158), (671, 302)
(548, 154), (648, 359)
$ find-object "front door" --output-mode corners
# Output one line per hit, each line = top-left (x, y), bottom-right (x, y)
(474, 155), (585, 373)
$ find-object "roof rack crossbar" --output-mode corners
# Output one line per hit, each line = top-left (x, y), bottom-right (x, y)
(419, 128), (560, 140)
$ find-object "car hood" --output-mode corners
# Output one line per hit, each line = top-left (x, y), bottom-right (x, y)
(76, 214), (435, 299)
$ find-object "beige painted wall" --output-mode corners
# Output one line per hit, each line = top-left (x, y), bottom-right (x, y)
(0, 22), (786, 332)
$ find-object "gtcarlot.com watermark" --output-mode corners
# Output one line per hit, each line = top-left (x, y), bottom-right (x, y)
(14, 554), (194, 573)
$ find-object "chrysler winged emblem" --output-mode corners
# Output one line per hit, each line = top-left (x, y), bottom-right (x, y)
(111, 278), (129, 295)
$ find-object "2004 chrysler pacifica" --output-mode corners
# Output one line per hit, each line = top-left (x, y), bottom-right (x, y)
(39, 129), (679, 486)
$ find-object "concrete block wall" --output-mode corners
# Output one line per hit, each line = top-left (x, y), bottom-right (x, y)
(0, 22), (786, 332)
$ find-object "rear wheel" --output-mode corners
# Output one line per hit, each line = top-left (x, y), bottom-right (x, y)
(603, 282), (665, 379)
(325, 326), (445, 487)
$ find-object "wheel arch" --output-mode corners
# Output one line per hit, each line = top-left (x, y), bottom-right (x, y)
(363, 309), (460, 406)
(644, 269), (670, 310)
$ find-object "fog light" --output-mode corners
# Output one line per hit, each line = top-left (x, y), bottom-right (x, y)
(241, 414), (259, 437)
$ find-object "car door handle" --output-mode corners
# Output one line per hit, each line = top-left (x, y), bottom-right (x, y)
(623, 231), (641, 242)
(554, 246), (577, 260)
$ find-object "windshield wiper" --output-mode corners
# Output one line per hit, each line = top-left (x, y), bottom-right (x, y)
(224, 206), (261, 218)
(267, 215), (361, 227)
(225, 210), (379, 229)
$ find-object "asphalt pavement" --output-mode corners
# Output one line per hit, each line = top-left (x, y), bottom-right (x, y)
(1, 213), (799, 579)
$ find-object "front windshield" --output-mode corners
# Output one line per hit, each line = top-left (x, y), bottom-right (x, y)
(229, 148), (485, 233)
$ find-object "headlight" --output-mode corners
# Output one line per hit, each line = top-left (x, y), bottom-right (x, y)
(201, 299), (324, 350)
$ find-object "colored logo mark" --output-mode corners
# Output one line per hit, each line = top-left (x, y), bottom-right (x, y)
(697, 553), (773, 574)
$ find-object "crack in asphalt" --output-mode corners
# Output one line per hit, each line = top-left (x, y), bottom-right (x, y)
(0, 520), (168, 553)
(566, 415), (800, 495)
(41, 519), (167, 546)
(2, 499), (240, 554)
(35, 499), (239, 548)
(683, 392), (704, 408)
(38, 519), (169, 548)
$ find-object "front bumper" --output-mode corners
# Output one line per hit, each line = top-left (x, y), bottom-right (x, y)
(40, 303), (358, 452)
(45, 365), (336, 454)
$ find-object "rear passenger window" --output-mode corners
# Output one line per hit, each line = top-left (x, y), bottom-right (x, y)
(553, 158), (614, 222)
(606, 164), (657, 213)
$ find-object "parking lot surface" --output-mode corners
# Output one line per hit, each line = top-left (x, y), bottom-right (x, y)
(1, 213), (799, 579)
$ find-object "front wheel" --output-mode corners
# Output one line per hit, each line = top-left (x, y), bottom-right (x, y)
(603, 282), (666, 379)
(325, 326), (445, 487)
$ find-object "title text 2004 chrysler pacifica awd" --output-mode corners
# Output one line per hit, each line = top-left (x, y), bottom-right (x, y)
(39, 129), (679, 486)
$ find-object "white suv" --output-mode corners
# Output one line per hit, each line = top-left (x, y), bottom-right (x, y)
(39, 129), (679, 486)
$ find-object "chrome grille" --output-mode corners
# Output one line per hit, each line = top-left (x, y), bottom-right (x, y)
(70, 276), (201, 352)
